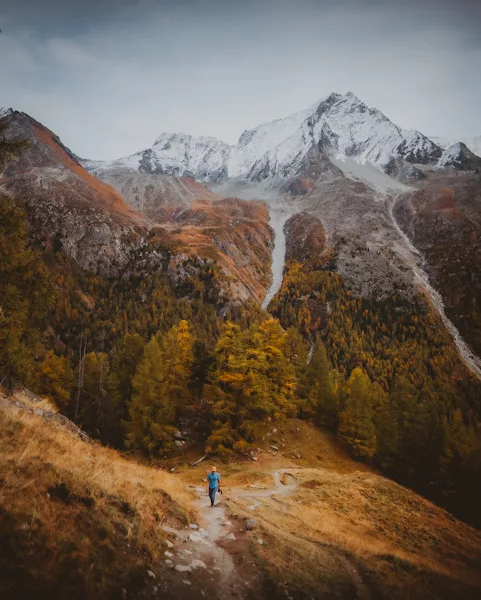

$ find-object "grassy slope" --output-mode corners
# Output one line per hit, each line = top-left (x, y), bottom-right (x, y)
(180, 420), (481, 600)
(0, 389), (196, 600)
(1, 394), (481, 600)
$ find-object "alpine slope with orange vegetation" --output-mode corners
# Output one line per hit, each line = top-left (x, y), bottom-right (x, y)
(2, 110), (146, 275)
(149, 198), (273, 303)
(179, 420), (481, 600)
(1, 110), (273, 303)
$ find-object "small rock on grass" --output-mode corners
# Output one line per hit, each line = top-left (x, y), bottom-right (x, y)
(165, 559), (174, 568)
(175, 564), (192, 573)
(245, 519), (257, 531)
(165, 539), (174, 548)
(225, 533), (236, 541)
(189, 524), (199, 530)
(147, 570), (156, 579)
(183, 580), (192, 586)
(164, 551), (174, 559)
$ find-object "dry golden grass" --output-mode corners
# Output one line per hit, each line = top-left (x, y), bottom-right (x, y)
(2, 400), (480, 600)
(176, 419), (371, 490)
(0, 390), (196, 600)
(201, 419), (481, 600)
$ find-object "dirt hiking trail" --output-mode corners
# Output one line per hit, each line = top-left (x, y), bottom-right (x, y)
(152, 468), (374, 600)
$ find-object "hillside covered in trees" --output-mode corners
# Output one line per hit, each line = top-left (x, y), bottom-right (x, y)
(1, 114), (481, 530)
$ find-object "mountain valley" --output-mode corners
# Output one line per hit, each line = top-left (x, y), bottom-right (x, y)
(1, 90), (481, 600)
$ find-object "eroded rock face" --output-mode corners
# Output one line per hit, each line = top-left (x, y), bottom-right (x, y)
(2, 111), (145, 276)
(2, 111), (273, 305)
(287, 175), (418, 300)
(285, 212), (326, 264)
(394, 173), (481, 355)
(149, 198), (273, 304)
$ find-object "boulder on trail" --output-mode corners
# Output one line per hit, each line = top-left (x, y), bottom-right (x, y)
(245, 519), (257, 531)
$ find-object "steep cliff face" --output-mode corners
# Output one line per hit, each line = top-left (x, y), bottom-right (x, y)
(394, 173), (481, 356)
(284, 212), (326, 264)
(1, 111), (273, 305)
(148, 198), (273, 304)
(1, 111), (146, 276)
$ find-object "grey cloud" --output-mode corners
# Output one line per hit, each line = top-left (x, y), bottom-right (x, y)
(1, 0), (479, 159)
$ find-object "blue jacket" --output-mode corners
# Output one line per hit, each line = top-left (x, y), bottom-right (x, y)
(207, 472), (221, 489)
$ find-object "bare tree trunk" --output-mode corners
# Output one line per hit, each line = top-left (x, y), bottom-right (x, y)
(190, 454), (208, 467)
(97, 332), (106, 430)
(74, 333), (87, 421)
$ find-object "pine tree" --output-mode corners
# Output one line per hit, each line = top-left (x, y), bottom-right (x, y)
(106, 333), (145, 447)
(437, 409), (477, 493)
(338, 368), (377, 459)
(304, 340), (337, 427)
(389, 376), (442, 485)
(35, 350), (74, 411)
(125, 336), (176, 455)
(0, 196), (54, 388)
(78, 352), (110, 438)
(123, 321), (193, 455)
(370, 381), (396, 470)
(206, 318), (297, 453)
(156, 319), (194, 419)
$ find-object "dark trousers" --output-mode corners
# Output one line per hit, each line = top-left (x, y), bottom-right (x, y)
(209, 487), (217, 506)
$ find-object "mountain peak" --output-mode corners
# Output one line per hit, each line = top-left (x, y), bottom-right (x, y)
(84, 92), (457, 186)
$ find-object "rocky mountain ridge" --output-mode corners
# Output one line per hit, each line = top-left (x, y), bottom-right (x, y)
(0, 111), (273, 304)
(431, 134), (481, 157)
(84, 92), (481, 190)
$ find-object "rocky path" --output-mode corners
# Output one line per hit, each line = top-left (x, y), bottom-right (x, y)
(152, 468), (374, 599)
(150, 469), (298, 599)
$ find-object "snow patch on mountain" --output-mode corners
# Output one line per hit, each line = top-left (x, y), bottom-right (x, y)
(437, 143), (464, 168)
(84, 134), (231, 182)
(331, 156), (412, 195)
(85, 92), (449, 188)
(430, 135), (481, 158)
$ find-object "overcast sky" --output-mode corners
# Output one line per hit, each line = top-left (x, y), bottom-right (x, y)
(1, 0), (480, 160)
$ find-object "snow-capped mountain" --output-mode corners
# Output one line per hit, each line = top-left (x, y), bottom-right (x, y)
(436, 142), (481, 171)
(227, 92), (442, 183)
(430, 135), (481, 157)
(86, 133), (231, 183)
(85, 92), (448, 186)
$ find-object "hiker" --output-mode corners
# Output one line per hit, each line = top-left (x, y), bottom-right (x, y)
(206, 465), (221, 507)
